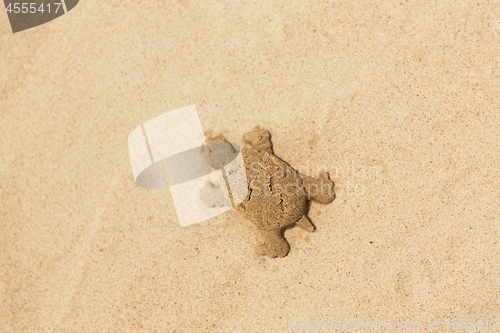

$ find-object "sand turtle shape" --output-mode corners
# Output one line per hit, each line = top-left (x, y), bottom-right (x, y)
(205, 126), (336, 258)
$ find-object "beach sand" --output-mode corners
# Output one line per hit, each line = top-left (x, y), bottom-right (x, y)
(2, 1), (500, 331)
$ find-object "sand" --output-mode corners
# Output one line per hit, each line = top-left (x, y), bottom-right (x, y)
(2, 0), (500, 332)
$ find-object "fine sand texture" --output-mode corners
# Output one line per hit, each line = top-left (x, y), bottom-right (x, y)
(2, 1), (500, 332)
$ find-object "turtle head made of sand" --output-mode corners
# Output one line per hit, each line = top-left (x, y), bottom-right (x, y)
(204, 126), (335, 258)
